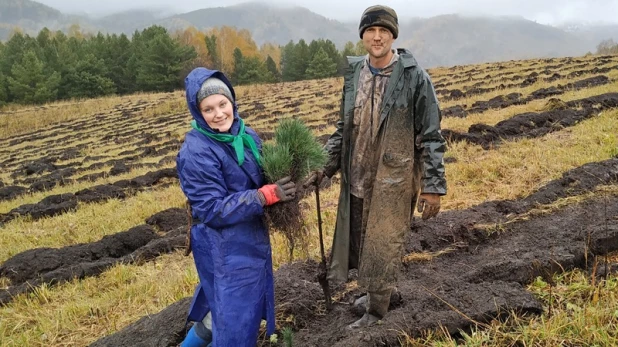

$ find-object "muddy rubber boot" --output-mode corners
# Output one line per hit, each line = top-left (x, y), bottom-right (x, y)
(353, 295), (368, 308)
(351, 295), (368, 317)
(352, 289), (400, 316)
(347, 312), (380, 329)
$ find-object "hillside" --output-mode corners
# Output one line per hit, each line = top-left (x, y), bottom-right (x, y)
(155, 2), (355, 48)
(0, 0), (90, 37)
(561, 22), (618, 51)
(2, 1), (618, 67)
(92, 9), (170, 35)
(398, 15), (588, 67)
(0, 0), (61, 38)
(0, 0), (62, 24)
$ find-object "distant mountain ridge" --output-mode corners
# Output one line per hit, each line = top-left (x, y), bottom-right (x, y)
(2, 0), (618, 68)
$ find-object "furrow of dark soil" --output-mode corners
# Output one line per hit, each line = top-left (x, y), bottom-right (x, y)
(442, 93), (618, 149)
(88, 159), (618, 347)
(438, 64), (617, 102)
(0, 208), (188, 306)
(442, 75), (611, 118)
(0, 96), (177, 147)
(433, 56), (614, 88)
(89, 297), (192, 347)
(5, 139), (180, 186)
(0, 146), (178, 202)
(434, 59), (618, 96)
(0, 107), (183, 171)
(409, 157), (618, 253)
(0, 168), (177, 225)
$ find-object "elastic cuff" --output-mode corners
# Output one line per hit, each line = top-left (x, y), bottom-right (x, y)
(257, 190), (266, 206)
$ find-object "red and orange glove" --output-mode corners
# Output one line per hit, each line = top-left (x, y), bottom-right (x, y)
(258, 176), (297, 206)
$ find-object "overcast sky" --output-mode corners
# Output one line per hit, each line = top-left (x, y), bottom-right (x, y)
(37, 0), (618, 25)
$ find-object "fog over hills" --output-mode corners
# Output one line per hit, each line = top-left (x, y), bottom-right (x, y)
(2, 0), (618, 67)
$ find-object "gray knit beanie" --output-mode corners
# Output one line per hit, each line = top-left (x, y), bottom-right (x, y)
(359, 5), (399, 39)
(197, 77), (234, 105)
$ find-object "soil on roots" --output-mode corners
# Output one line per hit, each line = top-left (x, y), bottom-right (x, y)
(265, 193), (308, 261)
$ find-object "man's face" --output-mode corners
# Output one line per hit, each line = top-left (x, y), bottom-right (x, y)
(362, 26), (394, 60)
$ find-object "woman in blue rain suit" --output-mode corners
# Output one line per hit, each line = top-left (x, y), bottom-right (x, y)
(177, 67), (296, 347)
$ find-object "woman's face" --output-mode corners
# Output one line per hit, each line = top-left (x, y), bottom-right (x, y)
(199, 94), (234, 133)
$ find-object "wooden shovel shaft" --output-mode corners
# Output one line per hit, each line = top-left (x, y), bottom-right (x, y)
(315, 184), (332, 309)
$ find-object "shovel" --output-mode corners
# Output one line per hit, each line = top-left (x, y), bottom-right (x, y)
(314, 181), (332, 310)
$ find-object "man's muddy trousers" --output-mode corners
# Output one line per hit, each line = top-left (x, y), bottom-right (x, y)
(350, 195), (392, 318)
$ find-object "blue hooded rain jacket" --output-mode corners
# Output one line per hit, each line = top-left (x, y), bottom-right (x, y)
(176, 67), (276, 346)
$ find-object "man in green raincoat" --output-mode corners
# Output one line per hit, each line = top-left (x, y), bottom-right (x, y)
(306, 4), (447, 328)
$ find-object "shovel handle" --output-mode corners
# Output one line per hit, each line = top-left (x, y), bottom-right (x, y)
(315, 184), (332, 309)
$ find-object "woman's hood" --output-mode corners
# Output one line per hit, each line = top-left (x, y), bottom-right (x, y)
(184, 67), (239, 134)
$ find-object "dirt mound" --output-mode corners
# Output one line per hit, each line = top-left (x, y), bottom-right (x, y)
(443, 93), (618, 149)
(89, 297), (191, 347)
(0, 186), (28, 201)
(146, 208), (188, 233)
(0, 208), (188, 306)
(2, 193), (79, 224)
(288, 193), (618, 346)
(518, 158), (618, 208)
(75, 185), (127, 203)
(274, 260), (325, 329)
(0, 225), (158, 285)
(467, 93), (524, 114)
(18, 157), (57, 176)
(442, 105), (466, 118)
(568, 75), (609, 89)
(0, 168), (178, 225)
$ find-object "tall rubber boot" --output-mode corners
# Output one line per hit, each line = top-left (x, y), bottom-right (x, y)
(180, 323), (211, 347)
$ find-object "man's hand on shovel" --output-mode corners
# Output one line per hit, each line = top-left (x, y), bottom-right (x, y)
(303, 170), (324, 188)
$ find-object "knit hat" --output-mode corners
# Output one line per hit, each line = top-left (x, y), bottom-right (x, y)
(358, 5), (399, 39)
(197, 77), (234, 105)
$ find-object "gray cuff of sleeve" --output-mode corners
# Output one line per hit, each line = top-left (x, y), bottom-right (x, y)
(257, 191), (266, 206)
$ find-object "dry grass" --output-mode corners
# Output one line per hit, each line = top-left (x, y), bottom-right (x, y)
(0, 184), (185, 263)
(403, 270), (618, 346)
(402, 246), (459, 263)
(0, 251), (197, 347)
(0, 92), (175, 138)
(0, 164), (177, 213)
(443, 108), (618, 210)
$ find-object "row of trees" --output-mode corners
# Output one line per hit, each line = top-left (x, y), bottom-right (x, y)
(0, 26), (196, 105)
(0, 25), (368, 105)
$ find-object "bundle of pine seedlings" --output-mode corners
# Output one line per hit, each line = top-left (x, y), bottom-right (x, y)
(261, 118), (326, 260)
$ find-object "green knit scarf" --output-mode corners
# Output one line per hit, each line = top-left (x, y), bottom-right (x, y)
(191, 119), (262, 167)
